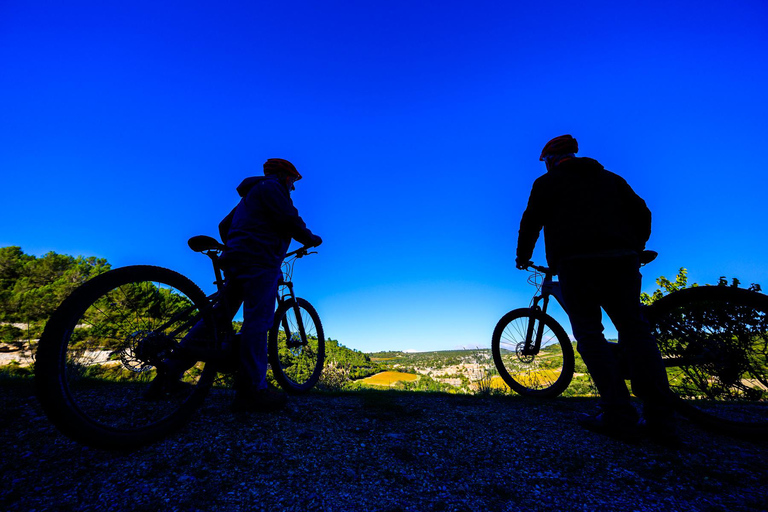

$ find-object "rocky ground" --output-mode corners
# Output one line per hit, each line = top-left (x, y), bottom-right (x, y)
(1, 377), (767, 511)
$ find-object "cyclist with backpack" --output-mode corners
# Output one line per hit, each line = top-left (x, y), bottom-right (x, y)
(221, 158), (322, 411)
(516, 135), (678, 446)
(146, 158), (321, 412)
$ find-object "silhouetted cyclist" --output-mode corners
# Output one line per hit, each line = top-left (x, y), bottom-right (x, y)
(146, 158), (321, 412)
(516, 135), (677, 446)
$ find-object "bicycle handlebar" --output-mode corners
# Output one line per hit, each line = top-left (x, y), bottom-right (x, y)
(520, 262), (551, 274)
(285, 245), (319, 258)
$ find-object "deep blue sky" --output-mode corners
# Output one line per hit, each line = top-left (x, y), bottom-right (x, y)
(2, 1), (767, 352)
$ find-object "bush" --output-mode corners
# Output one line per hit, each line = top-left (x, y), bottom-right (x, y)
(0, 360), (34, 379)
(0, 325), (24, 343)
(318, 361), (352, 391)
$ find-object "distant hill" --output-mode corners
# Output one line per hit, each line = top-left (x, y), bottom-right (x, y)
(368, 348), (490, 368)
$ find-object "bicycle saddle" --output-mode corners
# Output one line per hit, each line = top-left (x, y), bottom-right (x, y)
(188, 235), (227, 253)
(640, 250), (658, 265)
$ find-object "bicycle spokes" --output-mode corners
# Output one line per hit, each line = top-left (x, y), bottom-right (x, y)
(491, 309), (575, 397)
(269, 298), (325, 392)
(651, 287), (768, 432)
(63, 280), (213, 423)
(35, 266), (218, 448)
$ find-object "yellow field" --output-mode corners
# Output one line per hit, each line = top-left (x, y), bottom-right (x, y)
(490, 376), (511, 390)
(491, 370), (562, 390)
(515, 369), (561, 385)
(359, 371), (419, 387)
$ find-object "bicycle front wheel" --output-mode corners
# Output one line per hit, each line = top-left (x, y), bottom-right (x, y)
(35, 266), (218, 449)
(649, 286), (768, 435)
(492, 308), (575, 398)
(268, 297), (325, 393)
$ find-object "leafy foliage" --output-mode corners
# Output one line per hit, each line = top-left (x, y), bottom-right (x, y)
(396, 373), (456, 393)
(314, 339), (382, 390)
(0, 324), (24, 343)
(641, 267), (762, 305)
(317, 361), (352, 391)
(640, 267), (697, 305)
(0, 246), (110, 340)
(325, 338), (378, 380)
(717, 276), (762, 293)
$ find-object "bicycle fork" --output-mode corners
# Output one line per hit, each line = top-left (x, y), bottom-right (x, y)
(279, 280), (309, 349)
(522, 287), (554, 357)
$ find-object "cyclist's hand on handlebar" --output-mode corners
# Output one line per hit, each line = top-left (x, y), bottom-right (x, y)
(516, 258), (532, 270)
(309, 235), (323, 247)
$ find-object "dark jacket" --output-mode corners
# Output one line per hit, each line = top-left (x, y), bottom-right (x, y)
(516, 157), (651, 270)
(222, 175), (316, 268)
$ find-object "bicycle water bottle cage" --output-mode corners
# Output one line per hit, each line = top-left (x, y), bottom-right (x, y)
(188, 235), (227, 253)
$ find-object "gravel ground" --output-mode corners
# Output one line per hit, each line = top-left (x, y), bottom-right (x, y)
(1, 378), (767, 512)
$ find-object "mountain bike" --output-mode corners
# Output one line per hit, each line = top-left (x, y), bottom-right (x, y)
(491, 251), (768, 435)
(35, 235), (324, 449)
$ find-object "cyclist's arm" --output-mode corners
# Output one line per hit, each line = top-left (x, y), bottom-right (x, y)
(258, 179), (320, 246)
(516, 179), (546, 265)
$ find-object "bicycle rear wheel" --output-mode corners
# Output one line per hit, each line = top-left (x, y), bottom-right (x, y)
(268, 297), (325, 393)
(492, 308), (575, 398)
(648, 286), (768, 435)
(35, 266), (218, 449)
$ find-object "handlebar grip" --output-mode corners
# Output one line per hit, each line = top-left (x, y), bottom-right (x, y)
(286, 245), (318, 258)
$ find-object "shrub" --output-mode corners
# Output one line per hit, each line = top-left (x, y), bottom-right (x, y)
(318, 361), (352, 391)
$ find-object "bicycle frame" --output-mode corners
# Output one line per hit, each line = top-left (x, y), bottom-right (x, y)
(191, 244), (317, 362)
(521, 252), (666, 367)
(522, 264), (567, 356)
(277, 247), (316, 349)
(525, 251), (658, 319)
(529, 266), (566, 315)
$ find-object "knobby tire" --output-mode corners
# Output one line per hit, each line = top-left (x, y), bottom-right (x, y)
(648, 286), (768, 436)
(268, 297), (325, 393)
(35, 265), (217, 449)
(492, 308), (575, 398)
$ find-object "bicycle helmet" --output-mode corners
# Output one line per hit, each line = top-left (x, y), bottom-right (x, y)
(263, 158), (302, 181)
(539, 135), (578, 161)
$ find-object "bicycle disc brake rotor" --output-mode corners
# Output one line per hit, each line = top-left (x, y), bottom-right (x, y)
(516, 342), (535, 364)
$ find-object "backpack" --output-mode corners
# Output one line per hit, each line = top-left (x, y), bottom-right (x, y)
(218, 203), (239, 245)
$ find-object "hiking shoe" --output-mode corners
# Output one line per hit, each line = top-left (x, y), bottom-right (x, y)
(142, 375), (193, 401)
(578, 410), (642, 442)
(231, 388), (287, 413)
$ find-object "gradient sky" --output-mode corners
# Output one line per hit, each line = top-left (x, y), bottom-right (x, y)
(2, 1), (767, 352)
